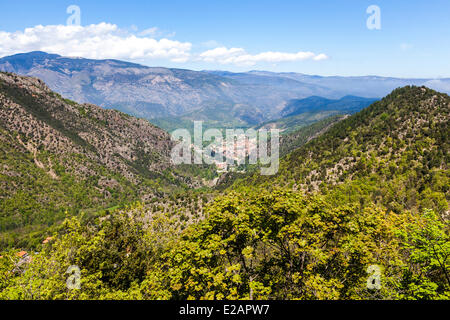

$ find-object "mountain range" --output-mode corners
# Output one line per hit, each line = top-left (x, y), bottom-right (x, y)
(1, 52), (450, 129)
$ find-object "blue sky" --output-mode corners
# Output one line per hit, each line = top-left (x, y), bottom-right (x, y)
(0, 0), (449, 77)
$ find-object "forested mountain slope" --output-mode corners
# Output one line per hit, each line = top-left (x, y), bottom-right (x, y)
(238, 86), (449, 215)
(279, 115), (347, 157)
(0, 72), (200, 247)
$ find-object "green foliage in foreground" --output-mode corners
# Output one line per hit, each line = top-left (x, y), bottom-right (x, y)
(1, 189), (448, 300)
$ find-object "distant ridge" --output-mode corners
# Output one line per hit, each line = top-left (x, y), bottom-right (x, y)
(281, 95), (379, 117)
(1, 52), (450, 127)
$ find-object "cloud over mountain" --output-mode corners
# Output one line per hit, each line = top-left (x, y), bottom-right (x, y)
(0, 23), (192, 62)
(199, 47), (329, 66)
(0, 24), (329, 67)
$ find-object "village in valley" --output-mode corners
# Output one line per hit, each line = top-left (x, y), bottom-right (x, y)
(192, 134), (259, 173)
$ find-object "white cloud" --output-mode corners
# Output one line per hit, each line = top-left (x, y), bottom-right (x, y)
(313, 53), (329, 61)
(139, 27), (159, 37)
(0, 24), (329, 67)
(400, 43), (413, 51)
(200, 40), (222, 48)
(138, 27), (176, 38)
(199, 47), (329, 66)
(0, 23), (191, 62)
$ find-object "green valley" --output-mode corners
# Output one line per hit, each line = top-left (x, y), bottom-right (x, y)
(1, 76), (448, 300)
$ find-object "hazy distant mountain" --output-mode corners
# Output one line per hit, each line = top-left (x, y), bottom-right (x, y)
(0, 52), (335, 122)
(250, 96), (377, 136)
(238, 71), (450, 98)
(281, 95), (378, 117)
(1, 52), (449, 127)
(0, 52), (241, 119)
